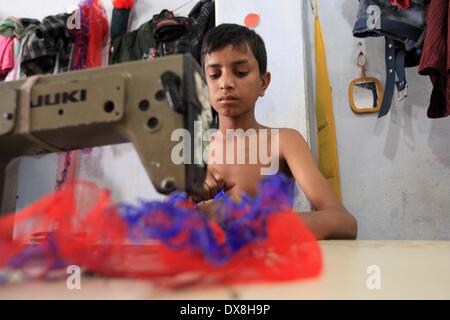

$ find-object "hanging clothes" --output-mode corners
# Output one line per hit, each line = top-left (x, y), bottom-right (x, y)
(353, 0), (428, 117)
(70, 0), (108, 70)
(175, 0), (215, 62)
(0, 35), (14, 78)
(20, 13), (72, 76)
(109, 15), (158, 64)
(4, 38), (22, 81)
(55, 0), (108, 191)
(418, 0), (450, 119)
(2, 18), (40, 81)
(390, 0), (411, 8)
(0, 20), (15, 37)
(110, 0), (135, 40)
(4, 17), (40, 39)
(109, 0), (215, 65)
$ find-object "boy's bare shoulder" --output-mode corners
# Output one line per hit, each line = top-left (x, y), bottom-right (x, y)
(276, 127), (308, 144)
(278, 127), (304, 137)
(276, 128), (310, 160)
(259, 126), (309, 153)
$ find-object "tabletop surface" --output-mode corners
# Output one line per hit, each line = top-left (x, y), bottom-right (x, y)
(1, 240), (449, 300)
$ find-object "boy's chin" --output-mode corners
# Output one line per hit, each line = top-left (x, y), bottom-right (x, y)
(217, 107), (253, 118)
(220, 110), (240, 117)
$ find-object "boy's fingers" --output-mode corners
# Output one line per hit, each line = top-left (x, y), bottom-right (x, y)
(210, 170), (235, 191)
(204, 179), (216, 200)
(190, 170), (220, 202)
(197, 168), (236, 202)
(191, 185), (213, 203)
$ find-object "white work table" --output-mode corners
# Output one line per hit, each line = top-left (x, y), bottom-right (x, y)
(0, 241), (449, 300)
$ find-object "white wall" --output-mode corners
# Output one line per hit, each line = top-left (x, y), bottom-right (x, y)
(305, 0), (450, 239)
(216, 0), (310, 137)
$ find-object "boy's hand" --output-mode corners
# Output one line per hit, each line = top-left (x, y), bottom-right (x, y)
(191, 167), (235, 203)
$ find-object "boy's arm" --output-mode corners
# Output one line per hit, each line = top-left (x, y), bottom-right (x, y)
(280, 129), (358, 240)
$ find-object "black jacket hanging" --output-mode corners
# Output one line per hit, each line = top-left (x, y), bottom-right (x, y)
(109, 0), (215, 65)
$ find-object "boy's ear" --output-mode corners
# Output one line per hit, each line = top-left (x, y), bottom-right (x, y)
(259, 72), (271, 97)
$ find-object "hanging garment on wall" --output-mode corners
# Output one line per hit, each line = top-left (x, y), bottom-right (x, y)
(390, 0), (411, 8)
(0, 17), (40, 39)
(0, 20), (15, 37)
(0, 35), (14, 78)
(314, 0), (342, 199)
(110, 0), (135, 42)
(69, 0), (108, 70)
(4, 38), (22, 81)
(418, 0), (450, 119)
(110, 8), (132, 39)
(55, 0), (108, 191)
(109, 15), (157, 64)
(109, 9), (184, 64)
(175, 0), (215, 62)
(109, 0), (215, 65)
(0, 18), (40, 80)
(353, 0), (429, 117)
(152, 10), (190, 58)
(153, 0), (215, 62)
(20, 14), (72, 76)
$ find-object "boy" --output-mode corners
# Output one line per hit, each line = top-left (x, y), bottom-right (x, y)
(195, 23), (357, 240)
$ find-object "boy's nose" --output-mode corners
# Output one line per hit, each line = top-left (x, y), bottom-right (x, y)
(219, 76), (235, 90)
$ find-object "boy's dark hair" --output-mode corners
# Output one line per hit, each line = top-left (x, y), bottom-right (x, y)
(201, 23), (267, 75)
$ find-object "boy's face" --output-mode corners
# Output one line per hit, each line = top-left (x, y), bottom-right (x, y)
(203, 43), (270, 119)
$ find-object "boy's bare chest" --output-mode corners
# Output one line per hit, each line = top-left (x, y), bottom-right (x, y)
(211, 163), (262, 198)
(208, 160), (291, 199)
(207, 132), (291, 198)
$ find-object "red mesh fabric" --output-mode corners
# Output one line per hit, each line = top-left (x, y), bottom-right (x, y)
(0, 181), (322, 287)
(87, 0), (108, 68)
(70, 0), (108, 70)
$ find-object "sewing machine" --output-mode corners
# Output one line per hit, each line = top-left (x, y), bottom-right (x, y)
(0, 54), (213, 215)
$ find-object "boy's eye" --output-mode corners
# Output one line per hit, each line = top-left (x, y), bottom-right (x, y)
(235, 71), (248, 77)
(208, 73), (220, 80)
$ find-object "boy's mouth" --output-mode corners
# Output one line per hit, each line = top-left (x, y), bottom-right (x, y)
(218, 95), (239, 103)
